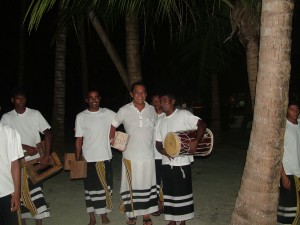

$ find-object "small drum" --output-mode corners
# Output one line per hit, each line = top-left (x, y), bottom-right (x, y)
(164, 129), (213, 157)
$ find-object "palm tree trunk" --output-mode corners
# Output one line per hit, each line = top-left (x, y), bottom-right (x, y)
(230, 0), (294, 224)
(125, 15), (142, 88)
(76, 18), (89, 100)
(89, 11), (129, 90)
(51, 3), (67, 155)
(246, 39), (259, 109)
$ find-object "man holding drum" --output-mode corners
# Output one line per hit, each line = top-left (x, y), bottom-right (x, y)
(155, 93), (206, 225)
(75, 90), (116, 225)
(110, 81), (158, 225)
(1, 87), (51, 225)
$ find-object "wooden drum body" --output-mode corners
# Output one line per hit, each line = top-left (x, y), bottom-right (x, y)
(164, 128), (214, 157)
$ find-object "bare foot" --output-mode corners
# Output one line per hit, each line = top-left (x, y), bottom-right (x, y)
(167, 221), (176, 225)
(88, 212), (96, 225)
(180, 221), (186, 225)
(101, 214), (110, 224)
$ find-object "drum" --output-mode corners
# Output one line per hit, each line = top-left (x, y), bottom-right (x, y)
(164, 128), (213, 157)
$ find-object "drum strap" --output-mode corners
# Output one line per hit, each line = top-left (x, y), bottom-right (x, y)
(95, 161), (113, 210)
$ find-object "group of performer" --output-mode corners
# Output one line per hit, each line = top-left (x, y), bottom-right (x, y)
(77, 81), (207, 225)
(0, 82), (208, 225)
(4, 82), (300, 225)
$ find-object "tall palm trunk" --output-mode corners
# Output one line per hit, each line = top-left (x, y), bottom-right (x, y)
(89, 11), (129, 90)
(77, 18), (89, 100)
(51, 4), (67, 155)
(126, 15), (142, 88)
(245, 40), (259, 109)
(230, 0), (294, 224)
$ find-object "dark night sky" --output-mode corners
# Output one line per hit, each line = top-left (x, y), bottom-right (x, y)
(1, 1), (299, 137)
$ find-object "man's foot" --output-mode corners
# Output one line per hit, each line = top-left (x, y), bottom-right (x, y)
(143, 215), (152, 225)
(179, 222), (186, 225)
(143, 218), (152, 225)
(101, 214), (110, 224)
(166, 221), (176, 225)
(126, 217), (137, 225)
(88, 212), (96, 225)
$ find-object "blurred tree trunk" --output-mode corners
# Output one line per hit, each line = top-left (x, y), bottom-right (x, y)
(125, 15), (142, 88)
(76, 17), (89, 100)
(51, 2), (67, 155)
(230, 0), (294, 224)
(210, 73), (221, 143)
(89, 11), (129, 90)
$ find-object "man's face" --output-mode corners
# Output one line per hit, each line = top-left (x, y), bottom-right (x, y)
(160, 95), (174, 114)
(151, 95), (161, 111)
(287, 104), (300, 121)
(12, 94), (27, 111)
(130, 85), (147, 105)
(86, 91), (100, 111)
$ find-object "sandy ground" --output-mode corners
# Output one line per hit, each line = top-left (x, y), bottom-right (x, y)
(23, 129), (249, 225)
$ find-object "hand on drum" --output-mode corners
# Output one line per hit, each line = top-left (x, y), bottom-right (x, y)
(188, 139), (199, 154)
(162, 148), (174, 160)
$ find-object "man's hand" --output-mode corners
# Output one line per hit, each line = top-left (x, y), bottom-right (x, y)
(10, 193), (20, 212)
(39, 155), (50, 166)
(189, 139), (199, 154)
(25, 146), (38, 156)
(282, 175), (291, 190)
(162, 148), (174, 160)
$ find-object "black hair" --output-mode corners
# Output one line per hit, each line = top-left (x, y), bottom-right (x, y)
(130, 81), (147, 93)
(160, 93), (176, 100)
(288, 99), (299, 107)
(11, 87), (27, 98)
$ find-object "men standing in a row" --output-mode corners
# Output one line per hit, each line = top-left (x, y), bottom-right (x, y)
(151, 95), (165, 217)
(1, 87), (51, 225)
(156, 93), (206, 225)
(0, 122), (24, 225)
(75, 90), (116, 225)
(110, 82), (158, 225)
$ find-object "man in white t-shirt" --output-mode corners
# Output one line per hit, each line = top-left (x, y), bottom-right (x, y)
(109, 81), (158, 225)
(1, 87), (51, 225)
(156, 93), (206, 225)
(277, 101), (300, 224)
(0, 122), (24, 225)
(151, 94), (165, 217)
(75, 90), (116, 225)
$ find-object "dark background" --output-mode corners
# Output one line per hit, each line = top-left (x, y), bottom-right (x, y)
(1, 1), (299, 141)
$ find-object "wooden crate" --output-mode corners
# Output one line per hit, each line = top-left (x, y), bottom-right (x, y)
(64, 153), (76, 170)
(69, 159), (87, 179)
(22, 152), (63, 184)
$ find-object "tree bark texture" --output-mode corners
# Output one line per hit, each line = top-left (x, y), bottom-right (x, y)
(125, 15), (142, 88)
(230, 0), (294, 224)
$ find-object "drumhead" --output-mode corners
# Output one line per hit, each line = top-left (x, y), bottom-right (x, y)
(164, 132), (181, 157)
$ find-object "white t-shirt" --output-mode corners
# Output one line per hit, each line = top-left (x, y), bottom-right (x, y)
(1, 108), (51, 161)
(111, 102), (157, 160)
(154, 113), (165, 160)
(0, 123), (24, 197)
(156, 109), (200, 166)
(75, 108), (116, 162)
(282, 119), (300, 177)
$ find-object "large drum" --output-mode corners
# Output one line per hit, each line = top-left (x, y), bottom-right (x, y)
(164, 128), (213, 157)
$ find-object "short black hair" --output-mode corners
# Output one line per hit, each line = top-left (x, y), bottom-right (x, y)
(288, 99), (299, 108)
(11, 87), (27, 98)
(160, 93), (176, 100)
(130, 81), (147, 93)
